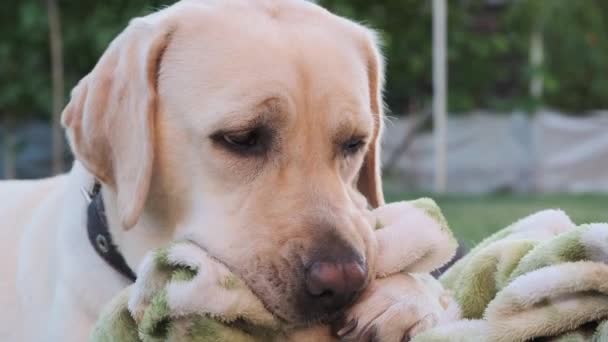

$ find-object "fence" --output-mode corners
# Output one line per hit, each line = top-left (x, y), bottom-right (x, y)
(382, 110), (608, 193)
(0, 120), (71, 179)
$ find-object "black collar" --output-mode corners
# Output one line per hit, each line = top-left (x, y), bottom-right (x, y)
(85, 181), (137, 282)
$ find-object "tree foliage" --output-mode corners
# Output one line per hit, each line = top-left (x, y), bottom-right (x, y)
(0, 1), (51, 120)
(509, 0), (608, 112)
(320, 0), (608, 114)
(1, 0), (607, 122)
(0, 0), (173, 123)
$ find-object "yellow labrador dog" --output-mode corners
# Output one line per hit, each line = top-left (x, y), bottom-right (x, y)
(0, 0), (439, 340)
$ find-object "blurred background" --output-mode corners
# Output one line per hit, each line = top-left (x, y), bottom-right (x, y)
(1, 0), (607, 245)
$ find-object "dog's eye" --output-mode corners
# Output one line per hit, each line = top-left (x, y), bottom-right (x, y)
(342, 137), (365, 156)
(223, 131), (259, 147)
(212, 127), (270, 156)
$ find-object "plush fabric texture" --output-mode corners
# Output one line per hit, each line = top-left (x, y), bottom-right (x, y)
(90, 199), (458, 341)
(414, 210), (608, 342)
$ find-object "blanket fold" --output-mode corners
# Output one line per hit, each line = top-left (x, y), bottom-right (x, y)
(93, 241), (280, 342)
(91, 198), (457, 341)
(414, 211), (608, 342)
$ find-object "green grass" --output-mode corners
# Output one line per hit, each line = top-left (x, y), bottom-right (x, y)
(385, 192), (608, 248)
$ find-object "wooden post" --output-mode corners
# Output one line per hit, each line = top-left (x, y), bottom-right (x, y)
(432, 0), (448, 193)
(47, 0), (65, 174)
(530, 29), (544, 100)
(2, 117), (16, 179)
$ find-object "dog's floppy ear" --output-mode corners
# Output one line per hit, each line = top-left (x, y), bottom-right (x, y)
(357, 30), (385, 209)
(62, 17), (173, 230)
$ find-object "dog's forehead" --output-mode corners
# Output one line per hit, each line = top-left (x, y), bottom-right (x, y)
(158, 2), (371, 132)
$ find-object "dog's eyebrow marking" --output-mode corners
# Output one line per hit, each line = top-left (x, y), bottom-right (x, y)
(211, 96), (287, 133)
(332, 113), (372, 144)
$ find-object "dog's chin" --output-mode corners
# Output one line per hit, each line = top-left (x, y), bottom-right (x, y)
(267, 293), (358, 330)
(278, 310), (345, 331)
(252, 292), (343, 330)
(303, 311), (345, 327)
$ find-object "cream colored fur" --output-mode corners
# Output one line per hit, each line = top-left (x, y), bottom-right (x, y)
(0, 1), (440, 340)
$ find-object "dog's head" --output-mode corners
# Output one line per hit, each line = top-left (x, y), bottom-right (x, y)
(62, 0), (385, 325)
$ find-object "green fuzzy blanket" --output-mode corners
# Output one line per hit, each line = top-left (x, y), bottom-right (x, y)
(91, 204), (608, 341)
(415, 210), (608, 342)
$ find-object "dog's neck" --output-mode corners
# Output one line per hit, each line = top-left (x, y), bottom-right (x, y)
(51, 162), (135, 316)
(98, 176), (175, 275)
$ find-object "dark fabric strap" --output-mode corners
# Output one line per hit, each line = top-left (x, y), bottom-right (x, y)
(86, 182), (137, 282)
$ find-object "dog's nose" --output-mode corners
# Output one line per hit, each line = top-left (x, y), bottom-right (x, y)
(305, 260), (367, 312)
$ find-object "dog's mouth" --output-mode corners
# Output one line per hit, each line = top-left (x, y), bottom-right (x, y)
(184, 238), (304, 325)
(184, 238), (364, 329)
(304, 309), (346, 326)
(276, 309), (345, 332)
(234, 272), (360, 330)
(225, 310), (344, 337)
